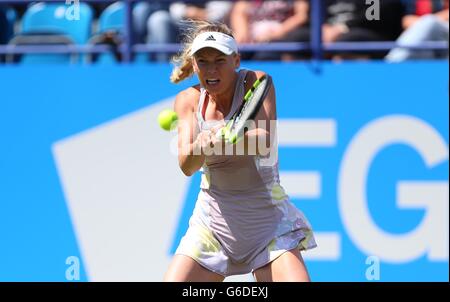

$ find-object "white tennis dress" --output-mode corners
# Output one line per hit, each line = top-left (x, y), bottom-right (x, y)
(175, 69), (317, 276)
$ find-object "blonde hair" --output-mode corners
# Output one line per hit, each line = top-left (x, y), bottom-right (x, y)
(170, 20), (235, 84)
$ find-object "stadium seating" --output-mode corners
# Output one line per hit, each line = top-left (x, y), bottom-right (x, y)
(88, 1), (125, 64)
(9, 2), (93, 64)
(98, 1), (124, 34)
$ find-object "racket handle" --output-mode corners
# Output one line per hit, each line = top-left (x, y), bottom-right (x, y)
(215, 127), (239, 144)
(216, 127), (225, 141)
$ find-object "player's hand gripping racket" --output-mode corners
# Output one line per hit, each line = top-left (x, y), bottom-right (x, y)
(216, 74), (272, 144)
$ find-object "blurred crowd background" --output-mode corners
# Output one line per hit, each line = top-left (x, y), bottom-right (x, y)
(0, 0), (448, 64)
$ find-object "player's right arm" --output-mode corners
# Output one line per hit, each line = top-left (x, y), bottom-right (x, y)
(174, 88), (203, 176)
(174, 87), (217, 176)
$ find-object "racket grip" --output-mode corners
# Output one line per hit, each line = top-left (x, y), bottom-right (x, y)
(216, 127), (225, 141)
(215, 127), (239, 144)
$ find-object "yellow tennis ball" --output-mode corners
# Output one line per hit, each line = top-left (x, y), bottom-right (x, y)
(158, 109), (178, 131)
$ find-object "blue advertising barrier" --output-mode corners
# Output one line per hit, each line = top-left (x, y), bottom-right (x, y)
(0, 61), (448, 281)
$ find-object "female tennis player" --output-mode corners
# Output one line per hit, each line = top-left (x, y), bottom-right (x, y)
(164, 21), (316, 282)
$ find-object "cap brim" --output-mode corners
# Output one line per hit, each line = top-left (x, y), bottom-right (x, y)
(191, 42), (234, 56)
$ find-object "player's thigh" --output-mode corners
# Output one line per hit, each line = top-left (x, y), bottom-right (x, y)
(253, 249), (311, 282)
(164, 254), (225, 282)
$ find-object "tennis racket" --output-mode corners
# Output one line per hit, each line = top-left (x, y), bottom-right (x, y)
(217, 74), (272, 144)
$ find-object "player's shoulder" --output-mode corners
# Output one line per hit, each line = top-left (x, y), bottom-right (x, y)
(176, 84), (200, 99)
(245, 69), (269, 82)
(174, 84), (201, 114)
(244, 70), (271, 91)
(254, 70), (268, 78)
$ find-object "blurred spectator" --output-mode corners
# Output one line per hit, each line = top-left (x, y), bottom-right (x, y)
(323, 0), (404, 59)
(230, 0), (310, 60)
(386, 0), (449, 61)
(141, 1), (232, 62)
(170, 1), (233, 24)
(131, 1), (173, 62)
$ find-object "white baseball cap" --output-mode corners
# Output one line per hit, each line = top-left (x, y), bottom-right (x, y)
(190, 31), (238, 56)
